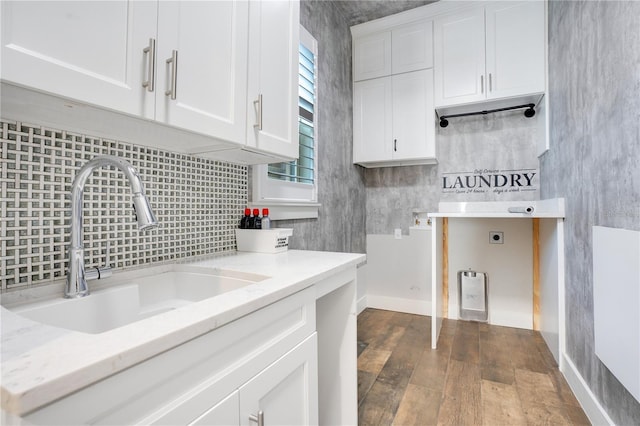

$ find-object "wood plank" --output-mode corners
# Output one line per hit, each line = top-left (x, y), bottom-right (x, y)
(481, 365), (515, 385)
(479, 333), (513, 369)
(357, 347), (392, 375)
(481, 379), (527, 425)
(438, 360), (482, 425)
(533, 218), (540, 330)
(410, 348), (449, 392)
(388, 311), (415, 328)
(358, 380), (405, 425)
(510, 329), (550, 374)
(515, 369), (566, 409)
(374, 325), (407, 352)
(442, 217), (449, 318)
(357, 370), (377, 406)
(450, 321), (479, 364)
(521, 401), (575, 426)
(393, 383), (441, 425)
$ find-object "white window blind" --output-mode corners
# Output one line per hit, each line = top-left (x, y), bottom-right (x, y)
(267, 40), (316, 184)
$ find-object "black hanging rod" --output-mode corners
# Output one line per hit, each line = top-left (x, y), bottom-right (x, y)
(438, 103), (536, 128)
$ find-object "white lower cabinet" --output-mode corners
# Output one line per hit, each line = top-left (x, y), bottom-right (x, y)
(191, 334), (318, 426)
(23, 287), (318, 426)
(190, 392), (240, 426)
(238, 334), (318, 426)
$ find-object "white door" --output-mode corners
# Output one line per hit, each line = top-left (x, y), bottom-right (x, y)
(1, 0), (157, 118)
(353, 77), (392, 164)
(391, 20), (433, 75)
(392, 69), (435, 161)
(246, 0), (300, 159)
(156, 1), (249, 144)
(239, 334), (318, 426)
(353, 31), (392, 81)
(433, 6), (486, 107)
(485, 1), (546, 99)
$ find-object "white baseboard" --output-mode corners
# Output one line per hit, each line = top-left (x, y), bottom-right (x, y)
(356, 295), (367, 315)
(366, 295), (430, 316)
(561, 353), (614, 426)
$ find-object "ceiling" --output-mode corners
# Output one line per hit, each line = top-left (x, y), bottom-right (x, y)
(331, 0), (437, 26)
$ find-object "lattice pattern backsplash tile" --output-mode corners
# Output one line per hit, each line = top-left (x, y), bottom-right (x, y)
(0, 120), (247, 290)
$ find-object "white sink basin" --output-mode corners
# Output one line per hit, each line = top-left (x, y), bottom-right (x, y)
(9, 267), (269, 334)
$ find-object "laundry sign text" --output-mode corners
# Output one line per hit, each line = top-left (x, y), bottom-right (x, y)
(441, 168), (538, 195)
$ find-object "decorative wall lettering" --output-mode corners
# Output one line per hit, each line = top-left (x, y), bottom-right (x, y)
(441, 168), (538, 196)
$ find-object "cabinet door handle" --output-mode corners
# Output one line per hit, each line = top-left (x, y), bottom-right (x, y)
(480, 75), (484, 94)
(165, 50), (178, 100)
(249, 411), (264, 426)
(489, 73), (492, 92)
(142, 38), (156, 92)
(253, 94), (263, 130)
(394, 139), (397, 152)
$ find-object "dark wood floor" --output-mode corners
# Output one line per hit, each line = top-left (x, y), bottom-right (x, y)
(357, 308), (591, 425)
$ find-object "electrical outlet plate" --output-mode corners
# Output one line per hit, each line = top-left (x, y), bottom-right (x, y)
(489, 231), (504, 244)
(394, 228), (402, 239)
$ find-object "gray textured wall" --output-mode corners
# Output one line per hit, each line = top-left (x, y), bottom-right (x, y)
(365, 110), (541, 235)
(542, 1), (640, 423)
(277, 0), (367, 253)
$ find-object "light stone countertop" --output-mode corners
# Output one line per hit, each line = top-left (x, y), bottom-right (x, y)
(0, 250), (365, 417)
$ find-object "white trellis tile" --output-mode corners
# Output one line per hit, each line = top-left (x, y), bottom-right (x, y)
(0, 120), (248, 290)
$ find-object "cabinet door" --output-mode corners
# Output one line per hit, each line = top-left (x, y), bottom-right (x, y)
(1, 1), (157, 117)
(392, 20), (433, 74)
(190, 391), (240, 426)
(156, 1), (249, 144)
(353, 32), (392, 81)
(239, 334), (318, 426)
(485, 1), (545, 99)
(392, 69), (435, 160)
(353, 77), (393, 164)
(247, 0), (300, 159)
(433, 7), (486, 107)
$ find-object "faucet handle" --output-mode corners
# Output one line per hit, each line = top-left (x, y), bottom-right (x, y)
(85, 242), (113, 281)
(85, 265), (112, 281)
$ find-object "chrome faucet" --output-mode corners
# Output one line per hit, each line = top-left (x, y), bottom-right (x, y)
(65, 155), (158, 298)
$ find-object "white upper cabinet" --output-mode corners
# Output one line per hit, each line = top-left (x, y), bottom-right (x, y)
(434, 1), (545, 107)
(353, 69), (435, 167)
(246, 0), (300, 160)
(353, 19), (433, 81)
(351, 11), (436, 167)
(484, 1), (546, 99)
(391, 20), (434, 75)
(433, 7), (486, 106)
(392, 69), (435, 161)
(1, 1), (157, 117)
(353, 77), (393, 163)
(353, 32), (392, 81)
(1, 0), (300, 163)
(156, 1), (249, 145)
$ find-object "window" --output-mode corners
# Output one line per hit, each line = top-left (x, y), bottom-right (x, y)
(252, 26), (319, 220)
